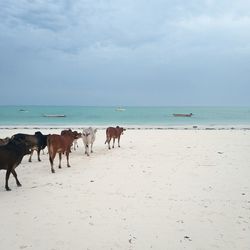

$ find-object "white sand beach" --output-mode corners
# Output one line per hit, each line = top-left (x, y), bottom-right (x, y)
(0, 128), (250, 250)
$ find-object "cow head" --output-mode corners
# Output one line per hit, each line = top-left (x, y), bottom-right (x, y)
(73, 131), (82, 139)
(116, 126), (126, 135)
(82, 131), (90, 137)
(35, 131), (43, 136)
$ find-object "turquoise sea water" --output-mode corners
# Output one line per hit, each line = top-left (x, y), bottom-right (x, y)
(0, 106), (250, 127)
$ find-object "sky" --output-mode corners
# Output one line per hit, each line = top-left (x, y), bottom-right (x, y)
(0, 0), (249, 106)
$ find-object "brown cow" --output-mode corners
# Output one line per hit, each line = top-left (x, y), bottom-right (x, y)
(61, 129), (81, 138)
(105, 126), (126, 149)
(47, 130), (81, 173)
(61, 129), (82, 152)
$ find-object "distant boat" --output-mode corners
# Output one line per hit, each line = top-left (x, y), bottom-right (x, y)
(173, 113), (193, 117)
(42, 114), (66, 118)
(116, 107), (126, 111)
(19, 109), (28, 112)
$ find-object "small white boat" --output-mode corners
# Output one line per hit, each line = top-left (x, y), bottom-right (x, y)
(43, 114), (66, 118)
(116, 107), (126, 111)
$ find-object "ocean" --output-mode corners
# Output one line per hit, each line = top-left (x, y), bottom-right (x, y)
(0, 106), (250, 127)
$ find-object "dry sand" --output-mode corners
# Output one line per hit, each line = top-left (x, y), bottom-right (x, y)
(0, 128), (250, 250)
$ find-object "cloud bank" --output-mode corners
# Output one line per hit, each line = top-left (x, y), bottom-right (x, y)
(0, 0), (249, 105)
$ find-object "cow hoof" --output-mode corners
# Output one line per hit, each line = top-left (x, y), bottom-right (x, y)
(58, 166), (61, 169)
(52, 170), (55, 173)
(67, 165), (71, 168)
(6, 187), (11, 191)
(17, 183), (22, 187)
(28, 159), (32, 163)
(38, 159), (41, 162)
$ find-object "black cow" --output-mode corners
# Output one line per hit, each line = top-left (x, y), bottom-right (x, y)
(11, 131), (48, 162)
(0, 137), (31, 191)
(0, 137), (10, 145)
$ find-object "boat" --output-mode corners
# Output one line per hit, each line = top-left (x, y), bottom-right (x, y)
(42, 114), (66, 118)
(173, 113), (193, 117)
(116, 107), (126, 111)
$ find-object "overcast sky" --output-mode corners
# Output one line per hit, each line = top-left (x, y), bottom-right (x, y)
(0, 0), (249, 106)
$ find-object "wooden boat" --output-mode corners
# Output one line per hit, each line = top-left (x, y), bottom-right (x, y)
(43, 114), (66, 118)
(173, 113), (193, 117)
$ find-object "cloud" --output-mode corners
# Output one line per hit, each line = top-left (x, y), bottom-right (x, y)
(0, 0), (250, 105)
(0, 0), (71, 31)
(1, 0), (250, 54)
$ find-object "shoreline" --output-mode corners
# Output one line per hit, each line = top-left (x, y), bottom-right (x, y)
(1, 124), (250, 130)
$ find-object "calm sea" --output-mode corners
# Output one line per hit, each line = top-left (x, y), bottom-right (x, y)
(0, 106), (250, 127)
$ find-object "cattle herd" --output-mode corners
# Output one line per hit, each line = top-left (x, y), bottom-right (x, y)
(0, 126), (126, 191)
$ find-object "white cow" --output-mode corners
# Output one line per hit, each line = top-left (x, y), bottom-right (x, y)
(82, 127), (97, 156)
(73, 138), (80, 151)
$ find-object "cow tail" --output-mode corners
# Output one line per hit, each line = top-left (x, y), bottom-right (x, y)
(105, 129), (108, 144)
(47, 136), (53, 157)
(105, 136), (109, 144)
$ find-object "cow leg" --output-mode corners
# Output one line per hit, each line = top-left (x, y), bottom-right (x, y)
(37, 149), (41, 162)
(112, 138), (115, 148)
(87, 144), (90, 156)
(74, 141), (78, 151)
(49, 154), (55, 173)
(58, 153), (62, 168)
(11, 169), (22, 187)
(66, 152), (71, 168)
(118, 136), (121, 147)
(5, 168), (12, 191)
(29, 149), (34, 162)
(91, 143), (93, 153)
(85, 144), (89, 156)
(108, 139), (111, 150)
